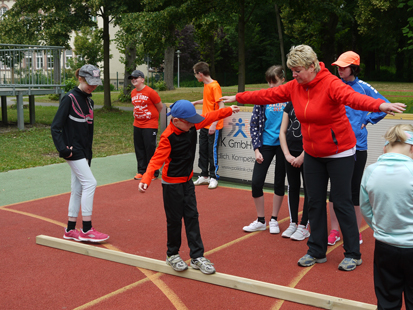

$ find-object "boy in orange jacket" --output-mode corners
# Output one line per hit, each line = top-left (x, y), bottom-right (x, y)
(138, 100), (239, 274)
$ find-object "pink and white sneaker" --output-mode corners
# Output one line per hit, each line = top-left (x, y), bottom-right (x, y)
(327, 229), (340, 245)
(79, 228), (109, 242)
(63, 229), (80, 241)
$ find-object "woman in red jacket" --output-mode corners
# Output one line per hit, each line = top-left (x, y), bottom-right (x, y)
(221, 45), (405, 271)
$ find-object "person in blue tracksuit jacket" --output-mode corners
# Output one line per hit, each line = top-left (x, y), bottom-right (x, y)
(327, 51), (389, 246)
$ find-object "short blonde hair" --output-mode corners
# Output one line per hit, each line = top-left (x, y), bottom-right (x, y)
(384, 124), (413, 148)
(287, 45), (320, 73)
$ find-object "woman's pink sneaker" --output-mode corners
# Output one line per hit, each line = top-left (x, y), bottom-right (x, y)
(79, 228), (109, 242)
(327, 229), (340, 245)
(63, 229), (80, 241)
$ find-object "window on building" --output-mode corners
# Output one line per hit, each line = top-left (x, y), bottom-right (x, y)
(65, 50), (72, 69)
(0, 6), (8, 21)
(47, 51), (54, 69)
(25, 54), (33, 69)
(36, 52), (44, 70)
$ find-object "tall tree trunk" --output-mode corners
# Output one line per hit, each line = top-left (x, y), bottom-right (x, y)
(237, 0), (245, 94)
(164, 46), (175, 90)
(103, 13), (111, 109)
(124, 43), (136, 96)
(274, 3), (286, 75)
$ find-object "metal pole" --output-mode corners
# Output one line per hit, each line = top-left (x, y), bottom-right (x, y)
(176, 50), (181, 88)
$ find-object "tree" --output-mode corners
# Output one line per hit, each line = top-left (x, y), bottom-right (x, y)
(399, 0), (413, 50)
(71, 26), (105, 68)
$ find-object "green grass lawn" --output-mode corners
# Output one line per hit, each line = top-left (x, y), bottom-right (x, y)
(2, 81), (412, 172)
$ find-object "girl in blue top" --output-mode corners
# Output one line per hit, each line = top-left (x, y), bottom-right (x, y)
(360, 124), (413, 310)
(328, 51), (388, 246)
(242, 65), (287, 234)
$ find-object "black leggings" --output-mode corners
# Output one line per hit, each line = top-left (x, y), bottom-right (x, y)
(285, 150), (309, 225)
(251, 145), (286, 198)
(134, 126), (158, 177)
(304, 153), (360, 259)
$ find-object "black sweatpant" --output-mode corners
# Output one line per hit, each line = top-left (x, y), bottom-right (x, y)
(134, 126), (158, 177)
(304, 153), (360, 260)
(198, 128), (221, 179)
(374, 240), (413, 310)
(285, 150), (309, 225)
(251, 145), (286, 198)
(162, 181), (204, 259)
(330, 150), (367, 206)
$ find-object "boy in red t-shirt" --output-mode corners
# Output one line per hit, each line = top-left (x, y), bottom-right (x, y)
(191, 62), (224, 189)
(129, 70), (163, 180)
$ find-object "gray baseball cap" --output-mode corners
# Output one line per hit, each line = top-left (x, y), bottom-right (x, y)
(128, 70), (145, 79)
(79, 65), (102, 86)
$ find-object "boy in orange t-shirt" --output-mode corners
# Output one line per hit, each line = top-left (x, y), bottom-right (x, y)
(191, 62), (224, 189)
(129, 70), (163, 180)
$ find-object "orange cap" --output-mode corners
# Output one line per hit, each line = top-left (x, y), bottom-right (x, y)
(332, 51), (360, 67)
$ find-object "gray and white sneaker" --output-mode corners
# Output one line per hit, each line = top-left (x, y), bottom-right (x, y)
(243, 219), (266, 232)
(290, 224), (310, 241)
(166, 254), (188, 272)
(282, 222), (297, 238)
(194, 176), (210, 185)
(190, 257), (216, 274)
(269, 219), (280, 234)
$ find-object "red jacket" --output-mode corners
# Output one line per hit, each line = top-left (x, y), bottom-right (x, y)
(236, 63), (385, 157)
(141, 107), (233, 187)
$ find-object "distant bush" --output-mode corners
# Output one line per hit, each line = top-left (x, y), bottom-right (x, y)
(117, 85), (133, 103)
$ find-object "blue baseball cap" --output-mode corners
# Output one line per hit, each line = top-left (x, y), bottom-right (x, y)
(167, 100), (205, 123)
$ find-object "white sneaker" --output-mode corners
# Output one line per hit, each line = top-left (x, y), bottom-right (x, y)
(208, 178), (218, 189)
(290, 224), (310, 241)
(282, 222), (297, 238)
(243, 220), (266, 232)
(194, 176), (210, 186)
(269, 219), (280, 234)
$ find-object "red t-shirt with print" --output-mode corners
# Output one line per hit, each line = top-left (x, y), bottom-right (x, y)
(131, 86), (161, 128)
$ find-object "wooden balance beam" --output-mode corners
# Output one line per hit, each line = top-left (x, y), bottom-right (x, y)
(36, 235), (376, 310)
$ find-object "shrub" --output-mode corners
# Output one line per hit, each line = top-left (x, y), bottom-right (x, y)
(154, 79), (167, 91)
(117, 85), (133, 103)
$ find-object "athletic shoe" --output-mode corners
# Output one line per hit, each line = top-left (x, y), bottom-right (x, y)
(269, 219), (280, 234)
(359, 233), (363, 245)
(194, 176), (210, 185)
(63, 229), (80, 241)
(282, 222), (297, 238)
(327, 229), (340, 245)
(134, 173), (143, 180)
(208, 178), (218, 189)
(166, 254), (188, 272)
(79, 228), (109, 242)
(291, 225), (310, 241)
(338, 257), (362, 271)
(297, 254), (327, 267)
(190, 257), (215, 274)
(243, 219), (266, 232)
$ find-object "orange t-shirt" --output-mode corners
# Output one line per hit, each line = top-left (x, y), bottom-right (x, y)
(131, 86), (161, 128)
(202, 80), (223, 129)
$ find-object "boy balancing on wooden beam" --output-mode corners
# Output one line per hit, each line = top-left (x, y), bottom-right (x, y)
(138, 99), (239, 274)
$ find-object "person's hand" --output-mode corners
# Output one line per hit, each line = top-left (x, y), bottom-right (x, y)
(231, 105), (240, 114)
(220, 95), (236, 103)
(291, 155), (304, 168)
(209, 123), (217, 135)
(361, 123), (366, 129)
(138, 182), (148, 193)
(379, 102), (406, 116)
(285, 154), (295, 165)
(255, 149), (263, 164)
(65, 146), (73, 158)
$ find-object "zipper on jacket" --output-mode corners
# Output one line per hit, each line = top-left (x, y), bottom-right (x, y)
(304, 88), (315, 154)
